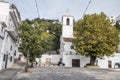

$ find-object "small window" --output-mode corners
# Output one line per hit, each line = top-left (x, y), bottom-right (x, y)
(10, 46), (12, 51)
(10, 56), (12, 62)
(10, 18), (11, 21)
(71, 46), (74, 49)
(3, 54), (6, 61)
(7, 35), (9, 37)
(95, 60), (98, 66)
(66, 18), (70, 25)
(14, 51), (16, 56)
(1, 27), (3, 32)
(70, 51), (72, 55)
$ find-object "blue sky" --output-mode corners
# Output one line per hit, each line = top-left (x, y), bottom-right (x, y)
(6, 0), (120, 21)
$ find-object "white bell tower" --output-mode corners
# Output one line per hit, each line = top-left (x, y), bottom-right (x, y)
(62, 14), (74, 38)
(60, 14), (75, 60)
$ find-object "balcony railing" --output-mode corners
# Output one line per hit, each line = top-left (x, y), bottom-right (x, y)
(6, 27), (18, 40)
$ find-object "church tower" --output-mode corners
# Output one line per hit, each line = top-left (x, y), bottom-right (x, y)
(62, 14), (74, 38)
(60, 14), (75, 56)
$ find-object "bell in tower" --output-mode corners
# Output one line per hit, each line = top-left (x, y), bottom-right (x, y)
(66, 18), (70, 25)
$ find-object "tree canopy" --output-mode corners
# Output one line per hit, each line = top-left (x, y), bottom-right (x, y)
(73, 12), (119, 65)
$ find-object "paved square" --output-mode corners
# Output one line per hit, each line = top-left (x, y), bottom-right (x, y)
(15, 67), (120, 80)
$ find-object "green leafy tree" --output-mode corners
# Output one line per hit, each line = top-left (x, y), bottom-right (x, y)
(19, 18), (62, 71)
(74, 12), (119, 65)
(32, 18), (62, 53)
(48, 23), (62, 53)
(19, 21), (33, 71)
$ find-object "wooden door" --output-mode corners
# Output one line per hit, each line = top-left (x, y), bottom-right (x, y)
(72, 59), (80, 67)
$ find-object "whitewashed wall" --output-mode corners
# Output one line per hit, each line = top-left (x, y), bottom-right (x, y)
(0, 2), (21, 70)
(63, 55), (90, 67)
(41, 54), (60, 65)
(0, 2), (9, 22)
(62, 15), (74, 38)
(1, 32), (17, 68)
(62, 25), (73, 38)
(0, 38), (2, 70)
(97, 53), (120, 68)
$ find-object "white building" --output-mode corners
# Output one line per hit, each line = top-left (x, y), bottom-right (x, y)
(116, 15), (120, 23)
(41, 54), (60, 66)
(60, 14), (120, 68)
(0, 1), (21, 70)
(40, 14), (89, 67)
(40, 14), (120, 68)
(60, 14), (90, 67)
(96, 53), (120, 68)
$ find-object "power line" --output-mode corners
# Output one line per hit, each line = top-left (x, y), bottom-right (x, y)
(82, 0), (92, 18)
(34, 0), (40, 18)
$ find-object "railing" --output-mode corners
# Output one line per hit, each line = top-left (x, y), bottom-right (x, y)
(6, 27), (18, 40)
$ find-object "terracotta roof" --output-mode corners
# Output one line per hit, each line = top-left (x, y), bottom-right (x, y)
(63, 37), (73, 42)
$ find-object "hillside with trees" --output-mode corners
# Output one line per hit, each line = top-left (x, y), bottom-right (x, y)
(19, 18), (61, 71)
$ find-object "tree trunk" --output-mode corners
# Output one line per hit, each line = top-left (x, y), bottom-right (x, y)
(90, 56), (96, 66)
(30, 62), (34, 67)
(24, 50), (29, 72)
(24, 64), (28, 72)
